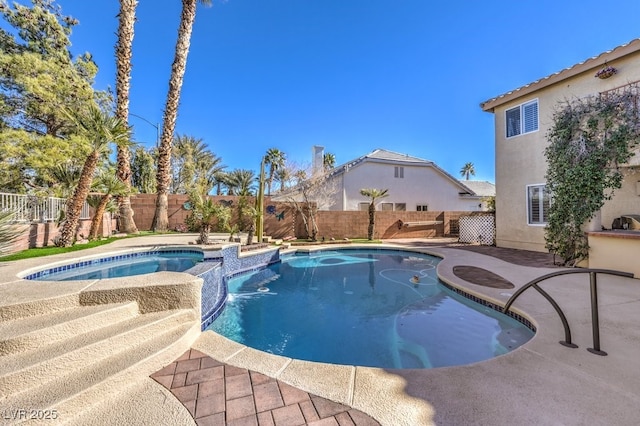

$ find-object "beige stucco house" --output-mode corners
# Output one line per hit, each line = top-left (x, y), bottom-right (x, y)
(481, 38), (640, 273)
(320, 148), (493, 212)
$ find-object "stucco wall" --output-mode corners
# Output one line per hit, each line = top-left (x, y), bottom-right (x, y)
(493, 50), (640, 252)
(587, 232), (640, 277)
(327, 161), (484, 212)
(601, 172), (640, 229)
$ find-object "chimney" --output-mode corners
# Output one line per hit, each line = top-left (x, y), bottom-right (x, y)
(312, 145), (324, 175)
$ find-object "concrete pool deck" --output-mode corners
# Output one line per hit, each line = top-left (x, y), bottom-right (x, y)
(1, 235), (639, 425)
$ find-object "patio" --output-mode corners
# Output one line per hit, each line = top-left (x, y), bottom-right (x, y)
(1, 235), (639, 425)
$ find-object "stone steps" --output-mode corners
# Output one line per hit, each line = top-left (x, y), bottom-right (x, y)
(0, 301), (139, 356)
(0, 299), (199, 424)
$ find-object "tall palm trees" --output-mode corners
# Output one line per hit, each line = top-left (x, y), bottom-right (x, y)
(152, 0), (212, 232)
(360, 188), (389, 240)
(264, 148), (286, 195)
(58, 106), (130, 247)
(114, 0), (139, 234)
(460, 162), (476, 180)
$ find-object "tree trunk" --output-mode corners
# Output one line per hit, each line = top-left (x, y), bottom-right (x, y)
(153, 0), (197, 231)
(152, 191), (169, 232)
(115, 0), (139, 234)
(117, 194), (138, 233)
(368, 203), (375, 240)
(58, 152), (99, 247)
(89, 195), (111, 240)
(200, 224), (209, 245)
(246, 222), (255, 245)
(309, 207), (318, 241)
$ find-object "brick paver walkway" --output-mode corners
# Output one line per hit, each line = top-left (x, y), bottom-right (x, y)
(151, 349), (380, 426)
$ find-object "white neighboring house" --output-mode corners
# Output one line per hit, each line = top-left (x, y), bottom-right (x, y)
(312, 148), (494, 212)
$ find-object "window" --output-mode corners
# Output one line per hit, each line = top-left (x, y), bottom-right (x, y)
(527, 184), (550, 225)
(394, 166), (404, 178)
(359, 203), (369, 211)
(506, 100), (538, 138)
(381, 203), (394, 211)
(416, 205), (428, 211)
(395, 203), (406, 211)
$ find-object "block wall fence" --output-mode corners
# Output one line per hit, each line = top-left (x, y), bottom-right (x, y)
(127, 194), (464, 240)
(5, 194), (468, 254)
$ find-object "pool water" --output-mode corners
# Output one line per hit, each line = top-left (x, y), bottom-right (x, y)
(208, 249), (534, 369)
(30, 251), (203, 281)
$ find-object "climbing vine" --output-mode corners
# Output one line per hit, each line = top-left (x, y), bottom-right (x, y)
(544, 84), (640, 266)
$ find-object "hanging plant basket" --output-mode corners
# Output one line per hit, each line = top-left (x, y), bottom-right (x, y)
(595, 65), (617, 79)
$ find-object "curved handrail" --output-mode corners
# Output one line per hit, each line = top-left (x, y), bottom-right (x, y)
(504, 268), (634, 353)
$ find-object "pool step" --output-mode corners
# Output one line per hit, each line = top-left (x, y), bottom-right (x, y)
(0, 301), (139, 356)
(0, 290), (80, 322)
(0, 307), (198, 417)
(55, 321), (200, 425)
(0, 304), (188, 376)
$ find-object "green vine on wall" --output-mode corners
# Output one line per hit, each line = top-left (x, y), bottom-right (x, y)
(544, 84), (640, 266)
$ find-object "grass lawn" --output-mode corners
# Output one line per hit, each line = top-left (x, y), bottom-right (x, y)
(0, 232), (158, 262)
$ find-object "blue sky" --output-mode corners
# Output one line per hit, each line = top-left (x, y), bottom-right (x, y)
(51, 0), (640, 182)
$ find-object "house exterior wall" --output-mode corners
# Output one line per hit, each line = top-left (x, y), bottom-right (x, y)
(327, 161), (484, 212)
(491, 49), (640, 252)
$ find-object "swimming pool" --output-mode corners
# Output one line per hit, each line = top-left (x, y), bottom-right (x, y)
(25, 250), (204, 281)
(208, 249), (534, 369)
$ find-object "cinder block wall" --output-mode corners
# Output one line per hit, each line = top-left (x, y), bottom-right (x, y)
(9, 216), (115, 252)
(129, 195), (465, 240)
(303, 210), (465, 240)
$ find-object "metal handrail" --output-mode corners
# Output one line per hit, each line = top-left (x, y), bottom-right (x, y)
(504, 268), (634, 356)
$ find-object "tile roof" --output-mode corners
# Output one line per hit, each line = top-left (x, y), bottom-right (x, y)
(327, 148), (475, 194)
(458, 180), (495, 197)
(481, 38), (640, 112)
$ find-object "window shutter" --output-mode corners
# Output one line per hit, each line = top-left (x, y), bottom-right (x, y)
(523, 101), (538, 133)
(506, 107), (521, 137)
(529, 186), (541, 223)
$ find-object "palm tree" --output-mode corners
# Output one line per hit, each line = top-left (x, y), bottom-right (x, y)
(323, 152), (336, 171)
(360, 188), (389, 240)
(460, 162), (476, 180)
(189, 192), (230, 244)
(172, 135), (225, 195)
(274, 167), (290, 192)
(57, 106), (130, 247)
(264, 148), (286, 195)
(214, 170), (228, 195)
(152, 0), (212, 232)
(114, 0), (139, 234)
(88, 169), (130, 240)
(47, 161), (81, 198)
(225, 169), (256, 196)
(171, 135), (208, 193)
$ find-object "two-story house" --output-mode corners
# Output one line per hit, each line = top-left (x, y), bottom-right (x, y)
(319, 148), (493, 212)
(481, 38), (640, 273)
